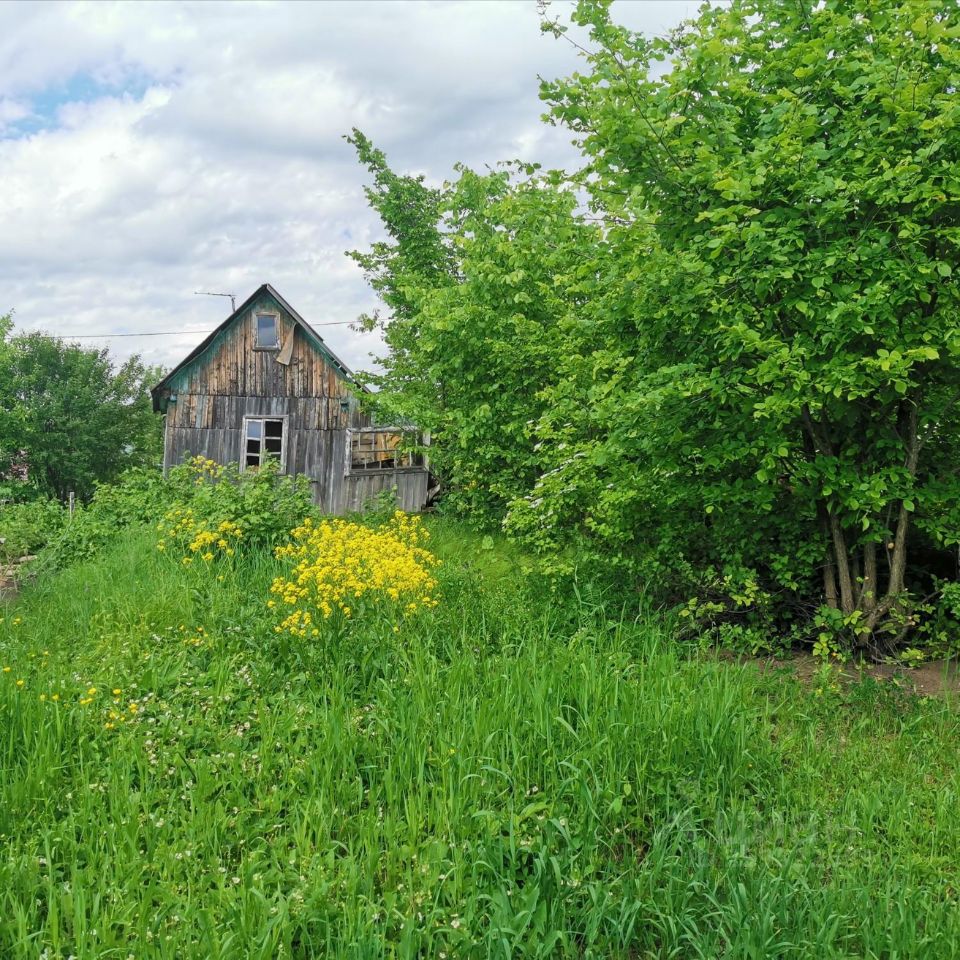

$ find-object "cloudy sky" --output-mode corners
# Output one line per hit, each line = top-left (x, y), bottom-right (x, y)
(1, 0), (698, 374)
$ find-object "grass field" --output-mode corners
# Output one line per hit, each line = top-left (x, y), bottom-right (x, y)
(2, 519), (960, 958)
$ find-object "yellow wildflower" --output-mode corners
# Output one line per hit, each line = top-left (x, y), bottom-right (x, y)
(270, 512), (439, 636)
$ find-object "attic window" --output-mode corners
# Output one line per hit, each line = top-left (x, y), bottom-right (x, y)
(348, 429), (425, 472)
(255, 313), (279, 349)
(244, 417), (285, 470)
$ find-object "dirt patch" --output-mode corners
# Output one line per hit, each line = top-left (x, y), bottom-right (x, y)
(753, 652), (960, 699)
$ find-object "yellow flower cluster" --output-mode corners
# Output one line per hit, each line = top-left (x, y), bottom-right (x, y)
(156, 507), (242, 563)
(270, 511), (440, 636)
(187, 455), (224, 482)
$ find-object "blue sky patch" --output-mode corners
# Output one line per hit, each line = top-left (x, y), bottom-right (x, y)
(5, 68), (158, 137)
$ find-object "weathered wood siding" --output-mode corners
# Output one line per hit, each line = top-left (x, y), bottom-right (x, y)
(342, 470), (430, 513)
(161, 292), (429, 515)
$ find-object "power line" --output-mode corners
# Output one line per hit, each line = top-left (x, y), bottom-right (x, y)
(65, 331), (215, 339)
(18, 321), (360, 340)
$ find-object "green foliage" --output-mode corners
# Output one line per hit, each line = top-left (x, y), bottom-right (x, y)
(160, 457), (314, 552)
(914, 580), (960, 658)
(349, 140), (601, 525)
(352, 486), (406, 525)
(351, 0), (960, 652)
(40, 459), (313, 573)
(40, 467), (170, 570)
(0, 499), (65, 563)
(526, 0), (960, 651)
(2, 524), (960, 955)
(0, 322), (163, 501)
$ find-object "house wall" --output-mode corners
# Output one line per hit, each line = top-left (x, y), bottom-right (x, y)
(161, 293), (428, 514)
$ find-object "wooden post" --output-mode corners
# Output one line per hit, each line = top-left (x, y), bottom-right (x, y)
(68, 491), (75, 518)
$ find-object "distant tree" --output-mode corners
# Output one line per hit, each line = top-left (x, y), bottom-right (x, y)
(0, 321), (163, 501)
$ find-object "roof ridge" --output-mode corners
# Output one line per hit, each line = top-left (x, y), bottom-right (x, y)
(150, 284), (365, 412)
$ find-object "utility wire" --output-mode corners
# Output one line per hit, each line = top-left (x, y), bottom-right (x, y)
(19, 320), (360, 340)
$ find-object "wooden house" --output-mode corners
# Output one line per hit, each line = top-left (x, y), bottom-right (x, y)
(151, 284), (430, 514)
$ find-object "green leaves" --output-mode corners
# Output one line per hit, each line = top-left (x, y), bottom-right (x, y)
(350, 141), (603, 523)
(0, 332), (162, 501)
(352, 0), (960, 641)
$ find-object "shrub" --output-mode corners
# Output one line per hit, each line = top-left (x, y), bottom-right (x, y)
(40, 468), (168, 569)
(0, 499), (66, 563)
(42, 458), (314, 573)
(156, 457), (313, 557)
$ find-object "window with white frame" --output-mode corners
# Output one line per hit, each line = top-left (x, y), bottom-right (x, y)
(244, 417), (285, 469)
(255, 312), (279, 349)
(348, 428), (425, 472)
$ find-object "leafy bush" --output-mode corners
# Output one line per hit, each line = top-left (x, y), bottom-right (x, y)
(158, 457), (313, 552)
(40, 468), (168, 570)
(0, 499), (66, 563)
(41, 458), (314, 573)
(352, 0), (960, 657)
(912, 581), (960, 660)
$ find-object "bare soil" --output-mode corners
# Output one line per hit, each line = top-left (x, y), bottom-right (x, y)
(749, 651), (960, 699)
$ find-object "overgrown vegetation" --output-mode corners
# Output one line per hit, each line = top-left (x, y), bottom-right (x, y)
(0, 499), (64, 564)
(2, 469), (960, 957)
(4, 1), (960, 951)
(349, 0), (960, 658)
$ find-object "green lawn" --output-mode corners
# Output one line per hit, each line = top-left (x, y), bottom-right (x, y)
(1, 521), (959, 958)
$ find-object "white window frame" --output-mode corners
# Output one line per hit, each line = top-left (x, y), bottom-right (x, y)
(254, 311), (280, 351)
(242, 415), (287, 471)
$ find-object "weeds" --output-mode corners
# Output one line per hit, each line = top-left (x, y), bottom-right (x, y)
(0, 520), (959, 957)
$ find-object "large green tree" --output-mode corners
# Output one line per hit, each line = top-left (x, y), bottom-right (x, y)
(351, 0), (960, 650)
(519, 0), (960, 647)
(0, 321), (163, 501)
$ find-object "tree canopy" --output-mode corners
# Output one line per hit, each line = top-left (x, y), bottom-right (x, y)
(353, 0), (960, 654)
(0, 318), (163, 502)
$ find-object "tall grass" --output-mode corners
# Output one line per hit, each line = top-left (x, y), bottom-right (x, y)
(1, 521), (959, 957)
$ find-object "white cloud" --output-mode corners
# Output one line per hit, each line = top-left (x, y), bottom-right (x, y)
(0, 0), (700, 373)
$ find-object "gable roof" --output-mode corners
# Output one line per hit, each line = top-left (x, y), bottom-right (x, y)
(151, 284), (365, 412)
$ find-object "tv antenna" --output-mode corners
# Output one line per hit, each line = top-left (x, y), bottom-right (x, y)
(195, 290), (237, 313)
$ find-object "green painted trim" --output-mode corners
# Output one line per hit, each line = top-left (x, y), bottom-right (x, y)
(167, 324), (234, 393)
(165, 292), (358, 395)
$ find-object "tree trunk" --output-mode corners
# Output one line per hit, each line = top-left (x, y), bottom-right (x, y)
(802, 399), (922, 637)
(828, 511), (856, 615)
(862, 541), (877, 615)
(818, 506), (839, 609)
(862, 400), (921, 637)
(823, 556), (839, 609)
(803, 405), (855, 614)
(885, 401), (919, 602)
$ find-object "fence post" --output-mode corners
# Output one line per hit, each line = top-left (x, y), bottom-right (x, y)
(68, 491), (75, 518)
